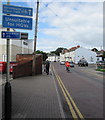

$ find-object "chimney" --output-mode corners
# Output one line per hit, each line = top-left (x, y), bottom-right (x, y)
(77, 45), (80, 48)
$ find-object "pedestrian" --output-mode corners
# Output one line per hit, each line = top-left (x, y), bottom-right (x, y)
(45, 60), (50, 75)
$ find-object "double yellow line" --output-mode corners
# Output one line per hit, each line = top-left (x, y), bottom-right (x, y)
(52, 65), (85, 120)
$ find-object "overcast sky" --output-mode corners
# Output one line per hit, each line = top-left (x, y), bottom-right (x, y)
(1, 0), (104, 52)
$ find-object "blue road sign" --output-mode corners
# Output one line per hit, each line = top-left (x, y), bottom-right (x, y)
(2, 15), (32, 30)
(3, 5), (33, 17)
(1, 31), (20, 39)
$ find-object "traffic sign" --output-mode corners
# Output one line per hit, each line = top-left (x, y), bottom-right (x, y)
(2, 15), (32, 30)
(21, 33), (28, 40)
(1, 31), (20, 39)
(3, 5), (33, 17)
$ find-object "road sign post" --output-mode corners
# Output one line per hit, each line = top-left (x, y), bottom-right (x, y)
(4, 0), (12, 119)
(2, 2), (33, 119)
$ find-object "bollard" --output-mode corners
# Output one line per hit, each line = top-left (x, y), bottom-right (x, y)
(4, 82), (12, 119)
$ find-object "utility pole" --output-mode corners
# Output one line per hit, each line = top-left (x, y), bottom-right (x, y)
(32, 0), (39, 75)
(4, 0), (12, 119)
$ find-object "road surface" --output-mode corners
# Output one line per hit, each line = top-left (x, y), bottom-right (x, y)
(52, 62), (104, 119)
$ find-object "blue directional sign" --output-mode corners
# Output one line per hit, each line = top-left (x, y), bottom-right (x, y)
(3, 5), (33, 17)
(1, 31), (20, 39)
(2, 15), (32, 30)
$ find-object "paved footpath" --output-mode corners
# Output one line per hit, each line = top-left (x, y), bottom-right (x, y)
(10, 70), (64, 119)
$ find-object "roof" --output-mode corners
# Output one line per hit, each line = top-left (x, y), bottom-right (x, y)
(68, 45), (80, 52)
(63, 45), (80, 53)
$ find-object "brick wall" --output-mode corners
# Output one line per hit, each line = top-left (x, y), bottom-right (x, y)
(13, 54), (42, 79)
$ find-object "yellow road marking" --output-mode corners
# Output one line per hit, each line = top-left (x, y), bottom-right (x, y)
(57, 75), (84, 119)
(55, 72), (78, 119)
(52, 65), (85, 120)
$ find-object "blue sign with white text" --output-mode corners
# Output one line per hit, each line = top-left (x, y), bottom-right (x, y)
(2, 15), (32, 30)
(2, 31), (20, 39)
(3, 5), (33, 16)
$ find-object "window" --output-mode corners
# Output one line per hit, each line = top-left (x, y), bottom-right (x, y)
(23, 41), (28, 45)
(90, 56), (94, 62)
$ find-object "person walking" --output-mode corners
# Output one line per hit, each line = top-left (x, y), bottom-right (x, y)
(45, 60), (50, 75)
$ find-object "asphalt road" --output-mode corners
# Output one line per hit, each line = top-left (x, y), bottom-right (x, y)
(52, 62), (104, 119)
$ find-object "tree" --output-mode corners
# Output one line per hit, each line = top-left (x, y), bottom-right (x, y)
(91, 48), (98, 52)
(50, 51), (56, 54)
(36, 50), (48, 61)
(50, 47), (67, 56)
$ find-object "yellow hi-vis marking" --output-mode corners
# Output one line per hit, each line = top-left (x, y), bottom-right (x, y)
(52, 65), (85, 120)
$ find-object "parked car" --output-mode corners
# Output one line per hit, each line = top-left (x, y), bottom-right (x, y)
(60, 61), (65, 65)
(78, 59), (88, 67)
(69, 61), (74, 67)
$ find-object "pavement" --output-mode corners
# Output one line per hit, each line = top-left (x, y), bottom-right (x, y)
(2, 67), (64, 119)
(1, 64), (104, 119)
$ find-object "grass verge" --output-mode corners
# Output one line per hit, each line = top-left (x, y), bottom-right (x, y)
(96, 69), (105, 72)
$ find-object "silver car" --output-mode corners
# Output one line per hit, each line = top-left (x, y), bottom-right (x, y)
(60, 61), (65, 65)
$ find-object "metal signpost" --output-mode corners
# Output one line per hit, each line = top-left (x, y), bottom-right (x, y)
(2, 31), (21, 39)
(2, 1), (33, 119)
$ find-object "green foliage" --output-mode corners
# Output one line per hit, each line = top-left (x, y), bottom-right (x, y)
(50, 47), (67, 56)
(36, 50), (48, 61)
(50, 51), (56, 54)
(91, 48), (98, 52)
(96, 69), (105, 72)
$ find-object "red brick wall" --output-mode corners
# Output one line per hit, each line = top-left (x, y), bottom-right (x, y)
(13, 54), (42, 79)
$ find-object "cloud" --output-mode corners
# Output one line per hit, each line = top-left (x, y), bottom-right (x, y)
(38, 2), (103, 51)
(1, 0), (104, 3)
(1, 1), (103, 52)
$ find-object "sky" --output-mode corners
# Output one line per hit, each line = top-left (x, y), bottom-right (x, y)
(1, 0), (104, 52)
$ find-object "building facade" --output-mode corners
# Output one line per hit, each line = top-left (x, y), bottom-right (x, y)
(47, 55), (60, 62)
(60, 46), (97, 64)
(0, 25), (33, 62)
